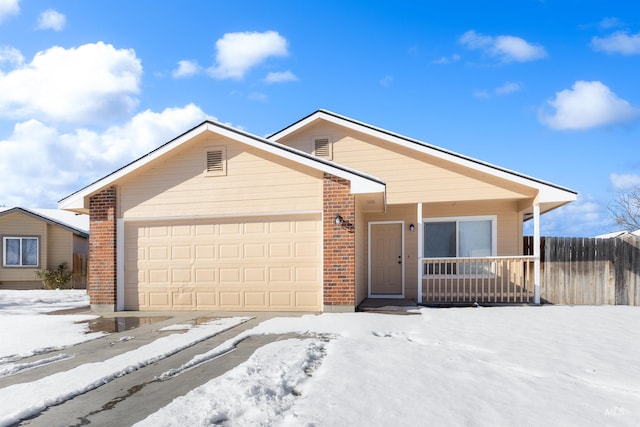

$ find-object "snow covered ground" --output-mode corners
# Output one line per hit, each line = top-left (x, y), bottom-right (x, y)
(139, 306), (640, 427)
(0, 290), (100, 364)
(1, 290), (639, 426)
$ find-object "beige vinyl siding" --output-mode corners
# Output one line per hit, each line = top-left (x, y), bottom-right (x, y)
(119, 135), (322, 219)
(364, 204), (419, 299)
(277, 122), (536, 205)
(46, 225), (72, 270)
(0, 212), (46, 282)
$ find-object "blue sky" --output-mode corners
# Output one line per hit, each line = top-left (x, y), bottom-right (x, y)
(0, 0), (639, 237)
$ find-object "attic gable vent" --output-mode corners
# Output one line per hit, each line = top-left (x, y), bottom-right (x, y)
(203, 146), (226, 176)
(313, 136), (332, 159)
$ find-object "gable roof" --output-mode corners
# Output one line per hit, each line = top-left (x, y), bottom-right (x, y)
(0, 207), (89, 236)
(58, 119), (386, 213)
(268, 109), (577, 209)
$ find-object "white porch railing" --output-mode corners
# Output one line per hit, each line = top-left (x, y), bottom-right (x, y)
(420, 256), (535, 304)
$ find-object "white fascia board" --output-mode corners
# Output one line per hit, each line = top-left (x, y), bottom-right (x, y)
(270, 110), (576, 204)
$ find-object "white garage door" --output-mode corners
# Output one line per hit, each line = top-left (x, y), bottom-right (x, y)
(124, 214), (322, 311)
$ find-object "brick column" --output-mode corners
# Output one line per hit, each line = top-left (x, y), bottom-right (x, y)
(323, 173), (356, 312)
(89, 186), (117, 312)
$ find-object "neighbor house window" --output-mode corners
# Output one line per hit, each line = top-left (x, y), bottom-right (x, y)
(423, 216), (496, 274)
(203, 146), (227, 176)
(312, 136), (333, 159)
(3, 237), (39, 267)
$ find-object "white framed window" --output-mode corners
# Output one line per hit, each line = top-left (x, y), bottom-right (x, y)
(423, 216), (496, 274)
(312, 135), (332, 159)
(203, 146), (227, 177)
(3, 236), (39, 267)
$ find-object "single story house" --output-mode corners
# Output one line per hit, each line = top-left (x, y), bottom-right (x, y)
(59, 110), (576, 312)
(0, 207), (89, 289)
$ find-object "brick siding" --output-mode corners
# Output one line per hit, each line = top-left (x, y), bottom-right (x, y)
(323, 173), (356, 307)
(88, 186), (117, 308)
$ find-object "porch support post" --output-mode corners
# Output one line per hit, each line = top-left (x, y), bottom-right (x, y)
(417, 202), (423, 304)
(533, 202), (541, 304)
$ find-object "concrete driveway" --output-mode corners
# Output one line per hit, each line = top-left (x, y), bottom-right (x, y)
(4, 310), (304, 426)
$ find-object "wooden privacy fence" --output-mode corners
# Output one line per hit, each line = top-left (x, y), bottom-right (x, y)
(524, 236), (640, 306)
(72, 253), (88, 289)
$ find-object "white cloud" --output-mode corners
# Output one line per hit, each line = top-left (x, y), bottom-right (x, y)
(459, 30), (547, 63)
(495, 81), (523, 95)
(264, 70), (297, 83)
(609, 173), (640, 191)
(0, 42), (142, 124)
(432, 54), (460, 64)
(538, 81), (640, 130)
(599, 17), (623, 29)
(0, 45), (24, 67)
(247, 92), (268, 102)
(473, 89), (490, 99)
(524, 194), (606, 237)
(208, 31), (289, 79)
(0, 104), (208, 207)
(379, 75), (393, 87)
(474, 81), (523, 99)
(37, 9), (66, 31)
(172, 60), (200, 78)
(591, 31), (640, 55)
(0, 0), (19, 24)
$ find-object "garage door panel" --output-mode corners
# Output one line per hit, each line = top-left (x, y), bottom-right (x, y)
(244, 267), (266, 282)
(196, 292), (217, 307)
(220, 291), (241, 307)
(171, 246), (191, 259)
(269, 242), (291, 258)
(195, 245), (216, 259)
(244, 243), (265, 259)
(220, 223), (241, 235)
(195, 268), (216, 283)
(219, 244), (241, 260)
(149, 226), (168, 237)
(219, 267), (241, 283)
(296, 291), (320, 308)
(149, 269), (168, 283)
(295, 242), (318, 258)
(295, 266), (319, 283)
(171, 225), (192, 237)
(172, 291), (194, 307)
(245, 292), (266, 307)
(269, 267), (292, 283)
(125, 215), (321, 311)
(149, 292), (170, 307)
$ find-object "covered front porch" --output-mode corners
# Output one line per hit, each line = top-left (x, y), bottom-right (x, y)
(357, 198), (552, 307)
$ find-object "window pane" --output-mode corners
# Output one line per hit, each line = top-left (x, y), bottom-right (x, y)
(458, 220), (492, 257)
(425, 222), (456, 257)
(22, 238), (38, 266)
(5, 239), (20, 265)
